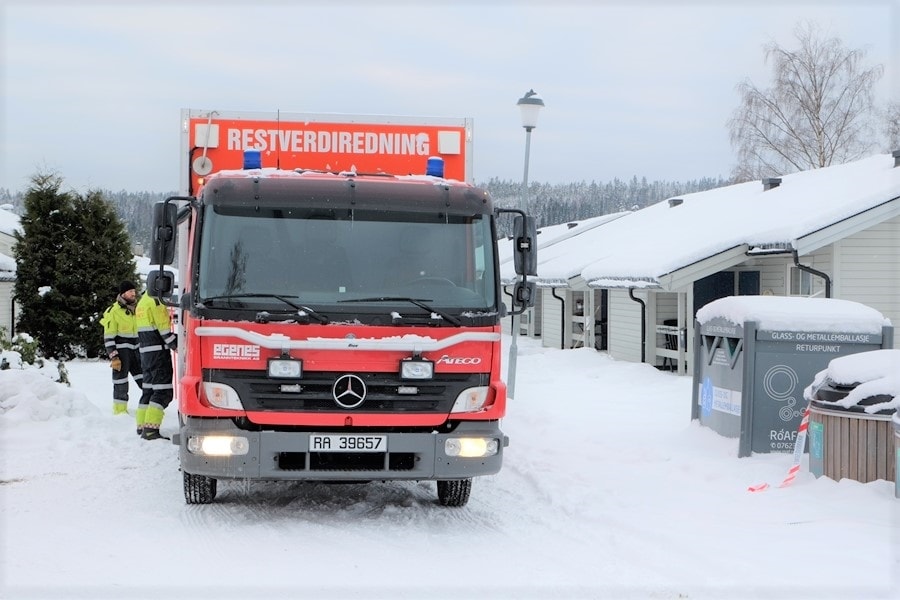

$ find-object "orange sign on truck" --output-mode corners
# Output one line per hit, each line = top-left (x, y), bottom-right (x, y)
(182, 109), (472, 194)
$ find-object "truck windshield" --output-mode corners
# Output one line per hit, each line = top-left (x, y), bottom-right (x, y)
(196, 206), (497, 316)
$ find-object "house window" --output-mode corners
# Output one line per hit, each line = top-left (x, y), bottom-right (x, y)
(738, 271), (760, 295)
(789, 267), (812, 296)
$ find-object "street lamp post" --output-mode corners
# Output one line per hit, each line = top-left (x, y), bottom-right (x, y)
(507, 89), (544, 400)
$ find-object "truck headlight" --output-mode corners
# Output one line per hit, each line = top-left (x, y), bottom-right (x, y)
(202, 382), (243, 410)
(187, 435), (250, 456)
(445, 437), (499, 458)
(450, 386), (489, 413)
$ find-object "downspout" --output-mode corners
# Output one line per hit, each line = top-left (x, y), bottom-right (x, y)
(628, 287), (646, 363)
(551, 288), (565, 350)
(792, 249), (831, 298)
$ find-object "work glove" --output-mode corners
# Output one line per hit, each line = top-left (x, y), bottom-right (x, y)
(110, 356), (122, 371)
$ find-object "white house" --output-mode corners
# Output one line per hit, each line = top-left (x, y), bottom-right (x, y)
(502, 151), (900, 374)
(0, 205), (20, 340)
(499, 212), (628, 340)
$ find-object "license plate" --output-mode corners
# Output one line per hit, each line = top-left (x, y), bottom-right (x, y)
(309, 434), (387, 453)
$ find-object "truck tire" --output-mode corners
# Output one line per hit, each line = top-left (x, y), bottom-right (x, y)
(437, 478), (471, 507)
(184, 471), (217, 504)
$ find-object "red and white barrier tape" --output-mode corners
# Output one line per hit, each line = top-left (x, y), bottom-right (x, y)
(747, 401), (811, 492)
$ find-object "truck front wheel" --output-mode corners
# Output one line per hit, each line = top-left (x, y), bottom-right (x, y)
(184, 471), (217, 504)
(437, 478), (471, 507)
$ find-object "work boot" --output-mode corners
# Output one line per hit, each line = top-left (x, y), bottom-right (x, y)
(135, 406), (147, 436)
(113, 402), (128, 415)
(141, 427), (169, 441)
(141, 405), (168, 441)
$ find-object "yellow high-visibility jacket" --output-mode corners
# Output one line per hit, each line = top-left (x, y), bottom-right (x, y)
(136, 293), (177, 351)
(100, 298), (139, 358)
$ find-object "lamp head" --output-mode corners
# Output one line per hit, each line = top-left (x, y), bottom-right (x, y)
(517, 89), (545, 130)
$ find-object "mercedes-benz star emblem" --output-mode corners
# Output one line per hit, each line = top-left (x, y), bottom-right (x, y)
(332, 374), (367, 409)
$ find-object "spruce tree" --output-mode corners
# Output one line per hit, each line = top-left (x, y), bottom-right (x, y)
(68, 190), (138, 357)
(14, 173), (76, 358)
(14, 174), (137, 359)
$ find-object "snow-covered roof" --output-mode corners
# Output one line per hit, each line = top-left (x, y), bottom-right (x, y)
(576, 153), (900, 288)
(0, 205), (21, 238)
(498, 212), (629, 283)
(499, 153), (899, 290)
(0, 253), (14, 272)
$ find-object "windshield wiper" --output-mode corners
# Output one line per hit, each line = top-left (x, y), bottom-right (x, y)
(200, 294), (329, 324)
(339, 297), (461, 326)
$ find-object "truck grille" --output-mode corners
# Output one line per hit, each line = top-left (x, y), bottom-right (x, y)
(278, 451), (416, 471)
(205, 369), (487, 414)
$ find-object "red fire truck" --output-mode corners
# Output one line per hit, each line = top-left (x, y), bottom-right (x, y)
(149, 109), (536, 506)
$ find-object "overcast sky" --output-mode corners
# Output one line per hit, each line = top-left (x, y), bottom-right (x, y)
(2, 1), (897, 194)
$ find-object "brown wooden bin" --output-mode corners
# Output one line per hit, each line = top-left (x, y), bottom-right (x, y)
(895, 415), (900, 498)
(808, 402), (896, 483)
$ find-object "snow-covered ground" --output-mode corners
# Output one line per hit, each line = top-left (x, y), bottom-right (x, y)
(1, 335), (898, 600)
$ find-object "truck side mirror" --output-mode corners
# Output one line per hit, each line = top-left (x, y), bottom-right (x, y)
(150, 201), (178, 266)
(512, 280), (536, 310)
(146, 269), (175, 299)
(513, 216), (537, 276)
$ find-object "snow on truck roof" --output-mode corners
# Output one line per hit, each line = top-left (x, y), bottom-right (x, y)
(209, 167), (472, 187)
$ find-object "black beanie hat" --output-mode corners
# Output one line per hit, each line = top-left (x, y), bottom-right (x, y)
(118, 281), (137, 295)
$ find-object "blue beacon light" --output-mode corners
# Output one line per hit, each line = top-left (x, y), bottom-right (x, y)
(243, 150), (262, 169)
(426, 156), (444, 177)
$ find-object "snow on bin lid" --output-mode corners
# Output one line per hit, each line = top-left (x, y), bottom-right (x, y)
(696, 296), (891, 333)
(805, 349), (900, 414)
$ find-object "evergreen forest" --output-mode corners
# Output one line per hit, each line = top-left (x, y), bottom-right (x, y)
(0, 175), (729, 249)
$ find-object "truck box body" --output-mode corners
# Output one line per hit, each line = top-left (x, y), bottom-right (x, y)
(155, 109), (531, 506)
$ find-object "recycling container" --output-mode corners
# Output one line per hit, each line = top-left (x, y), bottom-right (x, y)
(692, 296), (892, 457)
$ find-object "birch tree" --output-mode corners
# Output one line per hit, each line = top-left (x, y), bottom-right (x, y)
(886, 100), (900, 150)
(728, 21), (883, 181)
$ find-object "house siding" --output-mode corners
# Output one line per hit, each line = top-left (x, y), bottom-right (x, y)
(540, 288), (564, 349)
(608, 289), (645, 363)
(0, 281), (14, 339)
(757, 258), (788, 296)
(0, 230), (15, 340)
(805, 246), (833, 298)
(833, 215), (900, 326)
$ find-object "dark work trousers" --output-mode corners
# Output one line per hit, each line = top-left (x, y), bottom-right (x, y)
(139, 347), (174, 411)
(112, 347), (150, 404)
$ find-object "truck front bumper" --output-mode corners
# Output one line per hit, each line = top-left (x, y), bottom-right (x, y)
(176, 417), (507, 482)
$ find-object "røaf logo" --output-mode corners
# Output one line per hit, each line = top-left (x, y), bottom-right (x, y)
(213, 344), (260, 360)
(437, 354), (482, 365)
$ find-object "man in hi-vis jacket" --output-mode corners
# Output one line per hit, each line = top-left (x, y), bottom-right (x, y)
(100, 281), (150, 416)
(135, 292), (177, 441)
